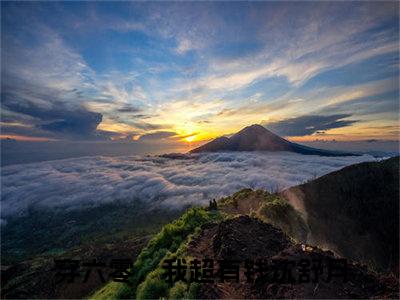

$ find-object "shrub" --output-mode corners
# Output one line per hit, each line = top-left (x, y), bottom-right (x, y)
(136, 269), (169, 299)
(218, 188), (258, 207)
(168, 281), (188, 299)
(258, 196), (308, 242)
(125, 207), (222, 298)
(186, 282), (201, 299)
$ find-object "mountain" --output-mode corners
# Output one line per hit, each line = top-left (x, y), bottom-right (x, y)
(190, 124), (358, 156)
(280, 156), (399, 275)
(90, 157), (398, 299)
(93, 203), (398, 299)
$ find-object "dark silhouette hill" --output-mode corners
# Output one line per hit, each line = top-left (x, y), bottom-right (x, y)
(280, 156), (399, 275)
(187, 216), (398, 299)
(190, 124), (357, 156)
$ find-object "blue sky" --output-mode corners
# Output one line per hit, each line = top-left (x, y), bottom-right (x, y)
(1, 1), (399, 146)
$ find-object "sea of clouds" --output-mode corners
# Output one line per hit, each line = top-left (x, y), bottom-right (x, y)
(1, 152), (377, 222)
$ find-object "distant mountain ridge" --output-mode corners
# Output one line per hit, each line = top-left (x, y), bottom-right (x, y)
(190, 124), (358, 156)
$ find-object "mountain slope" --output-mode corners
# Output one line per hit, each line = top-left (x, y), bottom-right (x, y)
(190, 124), (357, 156)
(94, 212), (398, 299)
(280, 156), (399, 274)
(90, 157), (398, 299)
(187, 216), (397, 299)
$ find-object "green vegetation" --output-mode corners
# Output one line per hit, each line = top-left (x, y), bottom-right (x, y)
(92, 189), (310, 299)
(136, 268), (170, 299)
(218, 188), (308, 243)
(2, 200), (184, 264)
(168, 281), (188, 299)
(92, 207), (223, 300)
(88, 188), (313, 300)
(218, 188), (265, 207)
(258, 195), (308, 242)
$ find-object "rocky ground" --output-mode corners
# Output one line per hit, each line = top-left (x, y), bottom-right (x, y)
(186, 216), (399, 299)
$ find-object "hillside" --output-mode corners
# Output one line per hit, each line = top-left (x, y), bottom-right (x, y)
(90, 156), (399, 299)
(190, 124), (357, 156)
(187, 216), (397, 299)
(92, 208), (398, 299)
(280, 156), (399, 274)
(90, 156), (398, 299)
(1, 202), (185, 299)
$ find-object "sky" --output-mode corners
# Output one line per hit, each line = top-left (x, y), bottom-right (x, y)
(1, 2), (399, 152)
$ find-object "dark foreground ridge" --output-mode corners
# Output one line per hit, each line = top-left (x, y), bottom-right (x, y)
(187, 216), (398, 299)
(281, 156), (399, 274)
(190, 124), (358, 156)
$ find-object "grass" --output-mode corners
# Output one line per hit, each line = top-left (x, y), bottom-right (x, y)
(91, 207), (223, 300)
(258, 194), (308, 242)
(91, 189), (309, 299)
(218, 188), (266, 207)
(218, 188), (308, 243)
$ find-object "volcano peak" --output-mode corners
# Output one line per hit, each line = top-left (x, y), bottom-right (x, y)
(190, 124), (357, 156)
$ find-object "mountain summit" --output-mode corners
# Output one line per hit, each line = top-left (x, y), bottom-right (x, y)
(190, 124), (357, 156)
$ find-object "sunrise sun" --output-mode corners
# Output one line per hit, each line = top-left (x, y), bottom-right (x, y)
(185, 135), (196, 142)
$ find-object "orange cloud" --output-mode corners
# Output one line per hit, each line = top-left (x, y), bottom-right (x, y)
(0, 135), (56, 142)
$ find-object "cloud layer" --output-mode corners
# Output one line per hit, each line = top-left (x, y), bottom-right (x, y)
(1, 152), (376, 221)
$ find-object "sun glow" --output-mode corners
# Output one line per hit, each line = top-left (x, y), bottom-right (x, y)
(185, 135), (196, 142)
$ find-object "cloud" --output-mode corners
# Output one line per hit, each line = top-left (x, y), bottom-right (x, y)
(1, 21), (151, 140)
(1, 2), (398, 142)
(172, 2), (398, 96)
(1, 85), (107, 140)
(138, 131), (178, 141)
(131, 122), (167, 131)
(265, 114), (358, 137)
(323, 78), (398, 107)
(2, 23), (94, 93)
(1, 152), (376, 220)
(175, 39), (193, 54)
(1, 40), (156, 141)
(0, 22), (107, 140)
(39, 110), (102, 137)
(116, 105), (142, 113)
(146, 2), (224, 54)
